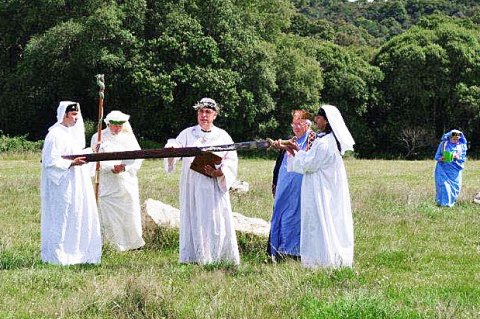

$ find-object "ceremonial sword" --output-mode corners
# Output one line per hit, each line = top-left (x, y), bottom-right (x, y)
(62, 140), (275, 162)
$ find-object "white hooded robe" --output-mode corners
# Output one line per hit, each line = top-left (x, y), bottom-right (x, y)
(41, 102), (101, 265)
(91, 126), (144, 251)
(288, 105), (355, 269)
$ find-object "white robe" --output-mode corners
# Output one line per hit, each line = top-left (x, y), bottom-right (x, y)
(164, 125), (240, 265)
(91, 129), (145, 251)
(41, 124), (102, 265)
(289, 133), (354, 268)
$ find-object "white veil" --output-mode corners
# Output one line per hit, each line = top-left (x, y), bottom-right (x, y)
(49, 101), (86, 149)
(321, 104), (355, 155)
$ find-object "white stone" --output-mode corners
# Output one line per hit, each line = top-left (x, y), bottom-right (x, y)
(141, 198), (270, 237)
(230, 180), (250, 193)
(474, 192), (480, 205)
(231, 212), (270, 237)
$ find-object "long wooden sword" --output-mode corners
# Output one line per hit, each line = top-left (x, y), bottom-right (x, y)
(62, 140), (279, 162)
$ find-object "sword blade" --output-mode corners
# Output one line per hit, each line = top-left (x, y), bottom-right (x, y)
(201, 140), (271, 152)
(62, 147), (203, 162)
(61, 140), (272, 162)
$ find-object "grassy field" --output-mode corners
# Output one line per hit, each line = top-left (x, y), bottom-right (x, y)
(1, 154), (479, 318)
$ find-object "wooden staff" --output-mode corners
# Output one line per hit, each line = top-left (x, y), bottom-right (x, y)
(93, 74), (105, 202)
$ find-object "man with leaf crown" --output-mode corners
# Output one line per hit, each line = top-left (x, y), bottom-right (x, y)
(164, 97), (240, 265)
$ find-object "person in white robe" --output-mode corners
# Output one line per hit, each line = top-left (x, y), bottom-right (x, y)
(285, 104), (355, 269)
(91, 110), (145, 251)
(164, 97), (240, 265)
(40, 101), (102, 265)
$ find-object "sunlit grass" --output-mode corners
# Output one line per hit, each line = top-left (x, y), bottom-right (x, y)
(1, 154), (479, 318)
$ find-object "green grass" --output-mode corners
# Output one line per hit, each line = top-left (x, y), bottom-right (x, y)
(1, 154), (480, 318)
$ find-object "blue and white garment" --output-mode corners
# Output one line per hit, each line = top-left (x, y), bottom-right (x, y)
(287, 104), (355, 269)
(268, 130), (316, 258)
(434, 130), (467, 207)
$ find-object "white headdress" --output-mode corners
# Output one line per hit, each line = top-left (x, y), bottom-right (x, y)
(104, 110), (130, 123)
(49, 101), (85, 149)
(321, 104), (355, 155)
(104, 110), (132, 133)
(101, 110), (140, 158)
(193, 97), (220, 113)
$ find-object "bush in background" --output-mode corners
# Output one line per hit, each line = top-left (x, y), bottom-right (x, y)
(0, 132), (43, 152)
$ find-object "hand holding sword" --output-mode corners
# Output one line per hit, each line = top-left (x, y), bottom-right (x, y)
(70, 156), (87, 167)
(266, 138), (299, 156)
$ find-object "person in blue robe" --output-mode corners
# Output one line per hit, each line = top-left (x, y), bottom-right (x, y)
(267, 110), (317, 261)
(434, 129), (467, 207)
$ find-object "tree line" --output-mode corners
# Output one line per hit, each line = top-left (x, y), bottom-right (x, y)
(1, 0), (479, 158)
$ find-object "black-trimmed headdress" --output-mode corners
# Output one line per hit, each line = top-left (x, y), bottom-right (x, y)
(65, 103), (79, 113)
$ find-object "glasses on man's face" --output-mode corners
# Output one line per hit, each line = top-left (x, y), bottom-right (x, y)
(198, 108), (216, 115)
(451, 132), (461, 138)
(291, 122), (306, 128)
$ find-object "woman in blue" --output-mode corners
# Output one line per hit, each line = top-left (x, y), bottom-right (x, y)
(434, 129), (467, 207)
(267, 110), (317, 261)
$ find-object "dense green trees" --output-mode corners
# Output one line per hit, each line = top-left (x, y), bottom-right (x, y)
(1, 0), (479, 158)
(1, 0), (142, 137)
(371, 15), (480, 156)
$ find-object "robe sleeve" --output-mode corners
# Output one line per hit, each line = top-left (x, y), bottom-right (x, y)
(124, 136), (143, 174)
(97, 141), (119, 172)
(90, 133), (98, 152)
(210, 132), (237, 193)
(163, 130), (187, 173)
(90, 132), (113, 172)
(216, 149), (238, 193)
(124, 158), (142, 174)
(42, 133), (73, 185)
(434, 142), (444, 161)
(457, 144), (467, 164)
(288, 137), (335, 174)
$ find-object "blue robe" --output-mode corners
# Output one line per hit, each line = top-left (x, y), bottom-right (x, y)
(434, 132), (467, 207)
(268, 131), (312, 257)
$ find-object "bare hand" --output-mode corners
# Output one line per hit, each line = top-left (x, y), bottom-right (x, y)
(111, 164), (126, 174)
(204, 165), (223, 177)
(167, 157), (175, 169)
(271, 139), (284, 150)
(93, 141), (102, 153)
(71, 156), (87, 166)
(283, 140), (299, 156)
(271, 139), (292, 151)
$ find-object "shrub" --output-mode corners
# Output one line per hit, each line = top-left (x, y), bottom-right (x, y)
(0, 132), (43, 152)
(83, 119), (97, 145)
